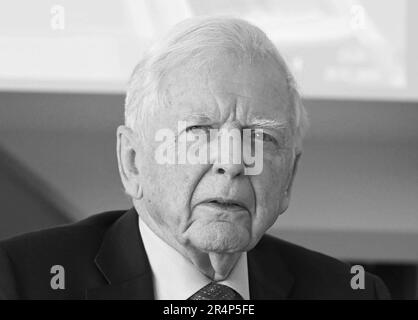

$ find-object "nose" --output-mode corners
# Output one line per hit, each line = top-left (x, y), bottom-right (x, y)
(212, 161), (245, 178)
(209, 124), (249, 178)
(211, 132), (245, 178)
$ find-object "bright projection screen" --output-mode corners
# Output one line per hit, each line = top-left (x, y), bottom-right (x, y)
(0, 0), (416, 101)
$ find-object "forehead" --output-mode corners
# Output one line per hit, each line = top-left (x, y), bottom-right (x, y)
(157, 56), (291, 125)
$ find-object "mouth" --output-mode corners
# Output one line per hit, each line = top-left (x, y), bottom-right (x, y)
(200, 198), (248, 212)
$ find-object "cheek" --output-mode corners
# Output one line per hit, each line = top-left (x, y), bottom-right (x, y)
(258, 152), (291, 197)
(263, 149), (293, 191)
(140, 154), (205, 228)
(253, 168), (283, 216)
(250, 152), (293, 234)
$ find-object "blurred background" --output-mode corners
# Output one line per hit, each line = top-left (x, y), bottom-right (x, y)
(0, 0), (417, 299)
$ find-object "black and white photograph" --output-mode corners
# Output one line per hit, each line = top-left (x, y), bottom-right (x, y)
(0, 0), (417, 304)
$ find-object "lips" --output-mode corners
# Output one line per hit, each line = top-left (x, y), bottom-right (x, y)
(199, 198), (249, 212)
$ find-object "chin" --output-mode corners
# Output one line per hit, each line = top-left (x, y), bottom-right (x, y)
(189, 221), (251, 253)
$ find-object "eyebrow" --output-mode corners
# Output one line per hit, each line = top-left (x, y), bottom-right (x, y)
(181, 113), (289, 132)
(246, 117), (289, 131)
(181, 113), (215, 123)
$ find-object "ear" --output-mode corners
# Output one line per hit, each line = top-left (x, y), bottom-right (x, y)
(278, 151), (302, 215)
(116, 125), (143, 200)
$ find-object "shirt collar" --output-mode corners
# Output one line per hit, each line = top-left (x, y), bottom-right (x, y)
(138, 217), (250, 300)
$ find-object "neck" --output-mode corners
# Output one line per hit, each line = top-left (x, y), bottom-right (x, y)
(134, 202), (241, 281)
(182, 245), (241, 281)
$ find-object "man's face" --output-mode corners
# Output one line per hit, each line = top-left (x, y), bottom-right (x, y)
(135, 55), (296, 254)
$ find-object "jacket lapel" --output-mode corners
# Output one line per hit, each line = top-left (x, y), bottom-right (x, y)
(85, 208), (154, 300)
(85, 207), (293, 300)
(247, 236), (294, 299)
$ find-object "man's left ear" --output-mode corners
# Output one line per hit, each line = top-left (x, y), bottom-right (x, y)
(279, 151), (302, 215)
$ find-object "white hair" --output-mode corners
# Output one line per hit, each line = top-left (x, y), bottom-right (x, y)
(125, 16), (309, 150)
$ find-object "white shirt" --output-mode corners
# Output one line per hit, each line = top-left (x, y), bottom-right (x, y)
(138, 217), (250, 300)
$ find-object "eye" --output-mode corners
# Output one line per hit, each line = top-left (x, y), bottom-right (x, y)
(186, 125), (211, 135)
(253, 130), (277, 144)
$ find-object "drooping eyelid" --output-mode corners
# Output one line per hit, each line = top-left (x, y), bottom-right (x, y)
(177, 118), (213, 136)
(181, 115), (218, 133)
(246, 127), (290, 147)
(245, 125), (283, 138)
(185, 124), (212, 132)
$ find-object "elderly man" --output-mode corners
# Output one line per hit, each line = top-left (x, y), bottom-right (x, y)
(0, 17), (389, 300)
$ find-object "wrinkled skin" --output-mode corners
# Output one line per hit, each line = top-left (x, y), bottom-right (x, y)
(117, 55), (300, 280)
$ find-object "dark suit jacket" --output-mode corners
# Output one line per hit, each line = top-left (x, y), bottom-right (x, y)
(0, 208), (390, 299)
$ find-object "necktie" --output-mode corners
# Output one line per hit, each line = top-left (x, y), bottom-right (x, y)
(188, 282), (243, 300)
